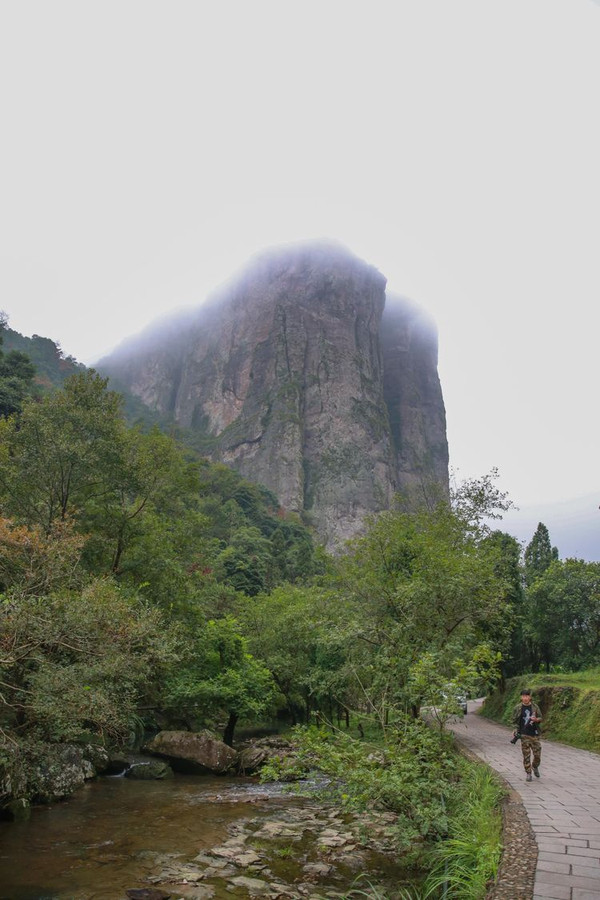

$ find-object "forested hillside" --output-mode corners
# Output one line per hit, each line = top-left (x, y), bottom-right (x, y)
(1, 315), (84, 393)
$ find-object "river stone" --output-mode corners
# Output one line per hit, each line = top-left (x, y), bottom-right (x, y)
(228, 875), (271, 894)
(174, 888), (215, 899)
(179, 870), (203, 882)
(318, 835), (347, 847)
(302, 862), (333, 877)
(210, 845), (240, 860)
(144, 731), (238, 774)
(125, 760), (174, 780)
(236, 746), (269, 774)
(233, 850), (262, 867)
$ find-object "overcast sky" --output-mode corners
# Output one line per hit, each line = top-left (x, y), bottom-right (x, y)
(2, 1), (599, 556)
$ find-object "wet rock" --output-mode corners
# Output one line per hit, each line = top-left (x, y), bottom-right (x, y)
(332, 852), (366, 871)
(174, 887), (215, 899)
(318, 830), (352, 848)
(267, 884), (299, 899)
(202, 864), (238, 878)
(252, 821), (305, 840)
(302, 862), (333, 878)
(125, 760), (174, 780)
(195, 855), (233, 870)
(233, 850), (262, 867)
(237, 746), (270, 774)
(228, 875), (271, 894)
(179, 870), (203, 882)
(145, 730), (238, 774)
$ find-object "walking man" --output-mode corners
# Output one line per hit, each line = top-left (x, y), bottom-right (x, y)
(512, 688), (542, 782)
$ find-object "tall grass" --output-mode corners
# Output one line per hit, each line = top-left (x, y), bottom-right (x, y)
(421, 760), (504, 899)
(343, 874), (422, 899)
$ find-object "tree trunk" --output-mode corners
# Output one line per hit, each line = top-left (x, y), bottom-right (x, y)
(223, 711), (238, 747)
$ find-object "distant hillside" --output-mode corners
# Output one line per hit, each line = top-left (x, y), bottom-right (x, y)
(2, 326), (85, 390)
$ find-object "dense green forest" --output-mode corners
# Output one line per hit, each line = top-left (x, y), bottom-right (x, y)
(2, 318), (599, 895)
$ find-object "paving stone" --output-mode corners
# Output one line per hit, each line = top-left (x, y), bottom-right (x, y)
(536, 858), (570, 875)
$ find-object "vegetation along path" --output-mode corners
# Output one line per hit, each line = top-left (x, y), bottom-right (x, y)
(447, 699), (600, 900)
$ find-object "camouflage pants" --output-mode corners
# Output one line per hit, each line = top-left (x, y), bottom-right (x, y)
(520, 736), (541, 773)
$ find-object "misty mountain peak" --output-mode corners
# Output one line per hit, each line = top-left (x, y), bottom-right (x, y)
(99, 242), (448, 547)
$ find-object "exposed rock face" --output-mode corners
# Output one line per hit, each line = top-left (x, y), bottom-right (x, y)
(382, 293), (449, 506)
(99, 242), (448, 546)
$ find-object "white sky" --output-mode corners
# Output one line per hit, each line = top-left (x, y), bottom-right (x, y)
(1, 0), (599, 551)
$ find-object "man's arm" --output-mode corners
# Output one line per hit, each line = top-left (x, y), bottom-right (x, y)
(512, 704), (521, 728)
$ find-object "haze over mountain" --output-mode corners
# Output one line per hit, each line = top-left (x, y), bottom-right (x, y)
(99, 242), (449, 547)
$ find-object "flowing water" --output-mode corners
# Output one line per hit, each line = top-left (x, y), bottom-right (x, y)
(0, 773), (413, 900)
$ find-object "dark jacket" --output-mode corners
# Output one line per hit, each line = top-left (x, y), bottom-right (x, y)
(512, 701), (542, 737)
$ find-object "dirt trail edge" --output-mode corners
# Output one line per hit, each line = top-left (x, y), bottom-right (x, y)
(447, 698), (600, 900)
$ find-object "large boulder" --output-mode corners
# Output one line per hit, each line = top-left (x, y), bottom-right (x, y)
(235, 736), (298, 775)
(144, 731), (238, 774)
(1, 740), (109, 815)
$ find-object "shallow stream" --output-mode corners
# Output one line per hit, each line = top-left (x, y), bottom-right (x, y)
(0, 773), (414, 900)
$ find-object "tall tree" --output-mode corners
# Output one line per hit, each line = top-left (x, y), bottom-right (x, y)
(524, 522), (558, 586)
(528, 559), (600, 671)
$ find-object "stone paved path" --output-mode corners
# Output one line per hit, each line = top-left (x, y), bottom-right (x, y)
(447, 700), (600, 900)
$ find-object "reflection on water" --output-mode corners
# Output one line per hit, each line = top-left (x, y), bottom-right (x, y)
(0, 774), (284, 900)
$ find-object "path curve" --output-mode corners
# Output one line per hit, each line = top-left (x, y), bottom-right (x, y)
(447, 699), (600, 900)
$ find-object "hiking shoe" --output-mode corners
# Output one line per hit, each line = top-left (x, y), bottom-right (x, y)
(533, 767), (540, 778)
(526, 773), (533, 782)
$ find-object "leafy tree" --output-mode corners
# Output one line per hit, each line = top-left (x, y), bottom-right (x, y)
(0, 370), (124, 530)
(328, 474), (513, 725)
(241, 584), (335, 724)
(481, 530), (527, 678)
(528, 558), (600, 671)
(1, 575), (182, 746)
(524, 522), (558, 586)
(0, 517), (85, 597)
(214, 526), (276, 596)
(163, 616), (276, 745)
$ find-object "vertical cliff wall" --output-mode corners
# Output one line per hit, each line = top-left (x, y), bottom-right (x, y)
(100, 242), (449, 547)
(381, 293), (449, 507)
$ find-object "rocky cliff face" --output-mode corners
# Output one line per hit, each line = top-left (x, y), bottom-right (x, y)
(99, 242), (448, 547)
